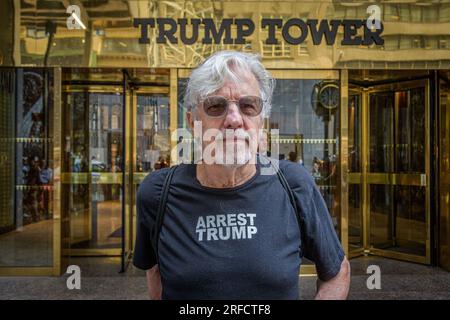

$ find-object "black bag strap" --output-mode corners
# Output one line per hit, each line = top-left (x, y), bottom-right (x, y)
(262, 156), (303, 236)
(267, 157), (305, 254)
(275, 164), (302, 228)
(152, 165), (178, 265)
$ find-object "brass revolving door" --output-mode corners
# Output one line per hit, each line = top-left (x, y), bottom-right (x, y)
(348, 71), (431, 264)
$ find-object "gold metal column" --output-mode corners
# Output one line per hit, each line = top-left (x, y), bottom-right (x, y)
(52, 67), (63, 275)
(170, 68), (178, 165)
(425, 80), (432, 265)
(0, 68), (63, 276)
(125, 83), (133, 257)
(339, 69), (349, 256)
(131, 90), (138, 250)
(439, 74), (450, 271)
(361, 88), (369, 252)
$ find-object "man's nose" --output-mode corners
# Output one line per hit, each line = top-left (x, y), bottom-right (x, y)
(223, 101), (243, 128)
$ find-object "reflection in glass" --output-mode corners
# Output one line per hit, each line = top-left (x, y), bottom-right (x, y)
(370, 184), (426, 256)
(349, 94), (361, 172)
(136, 94), (171, 172)
(396, 88), (425, 173)
(0, 69), (54, 267)
(348, 93), (362, 250)
(270, 79), (340, 235)
(369, 85), (427, 257)
(370, 184), (395, 249)
(177, 78), (188, 129)
(349, 184), (362, 250)
(63, 90), (123, 250)
(369, 92), (394, 173)
(439, 75), (450, 270)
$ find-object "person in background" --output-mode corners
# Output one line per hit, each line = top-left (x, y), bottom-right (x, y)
(40, 160), (53, 219)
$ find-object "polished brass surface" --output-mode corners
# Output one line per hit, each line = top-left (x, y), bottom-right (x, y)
(131, 91), (138, 251)
(299, 265), (317, 276)
(0, 267), (55, 276)
(348, 88), (364, 252)
(339, 69), (349, 255)
(369, 248), (427, 264)
(52, 68), (63, 275)
(365, 173), (426, 186)
(348, 74), (431, 263)
(170, 68), (178, 165)
(62, 78), (126, 256)
(125, 87), (133, 256)
(362, 86), (370, 251)
(270, 69), (339, 80)
(3, 1), (450, 69)
(61, 173), (123, 184)
(348, 173), (361, 184)
(133, 172), (150, 184)
(0, 68), (61, 276)
(440, 73), (450, 271)
(348, 248), (365, 259)
(64, 249), (121, 256)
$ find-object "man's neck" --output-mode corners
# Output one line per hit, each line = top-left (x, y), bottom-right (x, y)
(196, 162), (257, 188)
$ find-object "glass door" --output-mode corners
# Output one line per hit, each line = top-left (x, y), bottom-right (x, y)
(0, 68), (62, 276)
(349, 76), (431, 264)
(439, 71), (450, 271)
(131, 87), (170, 250)
(368, 82), (429, 262)
(348, 91), (364, 256)
(61, 68), (171, 271)
(265, 70), (346, 274)
(62, 69), (126, 257)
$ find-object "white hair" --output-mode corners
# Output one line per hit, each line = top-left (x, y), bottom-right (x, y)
(184, 51), (275, 118)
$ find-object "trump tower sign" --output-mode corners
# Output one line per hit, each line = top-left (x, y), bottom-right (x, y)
(133, 18), (384, 46)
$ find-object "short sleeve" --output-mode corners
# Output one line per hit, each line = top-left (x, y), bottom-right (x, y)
(132, 168), (169, 270)
(281, 161), (345, 281)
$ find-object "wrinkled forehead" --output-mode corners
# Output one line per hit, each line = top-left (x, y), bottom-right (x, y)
(211, 69), (260, 97)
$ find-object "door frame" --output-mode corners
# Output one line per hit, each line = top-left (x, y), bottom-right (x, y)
(125, 82), (171, 270)
(348, 77), (431, 265)
(438, 72), (450, 271)
(61, 83), (127, 258)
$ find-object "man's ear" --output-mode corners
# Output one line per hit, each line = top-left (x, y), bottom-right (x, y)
(259, 115), (265, 130)
(186, 110), (195, 129)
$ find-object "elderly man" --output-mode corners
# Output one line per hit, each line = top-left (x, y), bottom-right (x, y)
(133, 51), (350, 300)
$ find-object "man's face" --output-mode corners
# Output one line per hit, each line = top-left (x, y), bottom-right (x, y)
(187, 70), (264, 167)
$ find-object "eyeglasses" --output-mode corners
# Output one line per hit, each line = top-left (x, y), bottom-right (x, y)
(202, 95), (263, 118)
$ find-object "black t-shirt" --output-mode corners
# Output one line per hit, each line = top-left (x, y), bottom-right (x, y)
(133, 159), (344, 300)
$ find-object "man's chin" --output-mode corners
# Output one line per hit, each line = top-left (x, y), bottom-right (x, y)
(214, 152), (254, 168)
(216, 160), (247, 169)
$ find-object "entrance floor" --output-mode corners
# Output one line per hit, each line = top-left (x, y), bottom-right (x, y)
(0, 256), (449, 299)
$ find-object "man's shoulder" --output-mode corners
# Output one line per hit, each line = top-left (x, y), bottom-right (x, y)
(137, 164), (192, 201)
(278, 160), (315, 194)
(137, 167), (172, 209)
(140, 167), (171, 189)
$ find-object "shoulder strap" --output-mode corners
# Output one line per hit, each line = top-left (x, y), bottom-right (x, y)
(259, 154), (303, 238)
(274, 163), (303, 236)
(152, 165), (178, 265)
